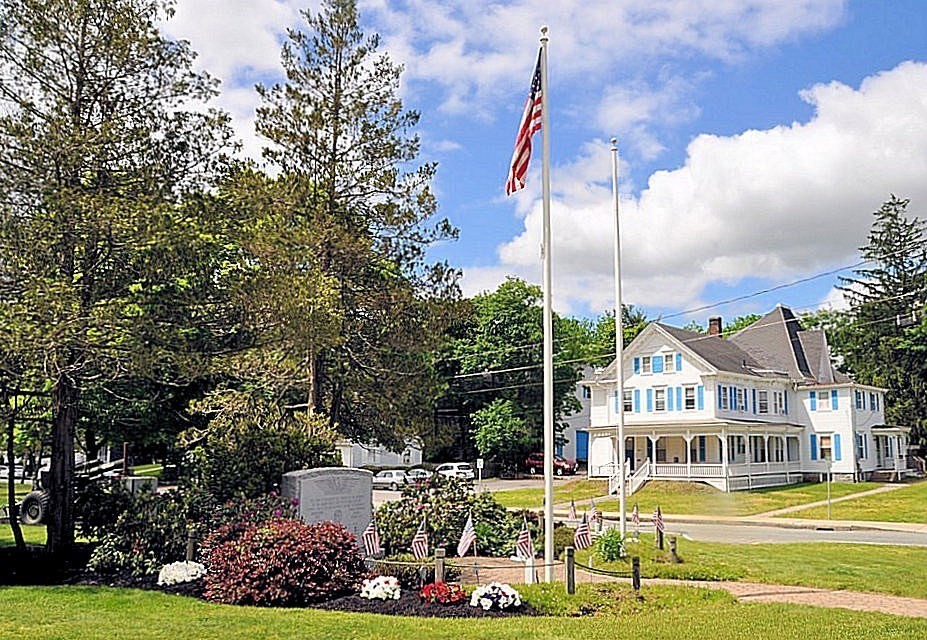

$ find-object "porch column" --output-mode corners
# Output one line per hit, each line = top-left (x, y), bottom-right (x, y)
(684, 431), (693, 480)
(763, 433), (770, 472)
(719, 432), (728, 475)
(648, 434), (659, 471)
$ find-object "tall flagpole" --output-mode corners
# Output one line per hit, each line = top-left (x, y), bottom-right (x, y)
(611, 139), (627, 537)
(539, 25), (555, 583)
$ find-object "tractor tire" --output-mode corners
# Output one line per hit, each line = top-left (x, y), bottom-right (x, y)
(20, 490), (49, 525)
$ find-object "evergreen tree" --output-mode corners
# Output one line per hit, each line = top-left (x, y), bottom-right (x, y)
(835, 196), (927, 444)
(223, 0), (458, 449)
(0, 0), (230, 551)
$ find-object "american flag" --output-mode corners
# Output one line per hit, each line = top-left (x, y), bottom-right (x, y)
(568, 499), (577, 520)
(457, 513), (476, 557)
(515, 518), (534, 560)
(362, 517), (381, 557)
(573, 513), (592, 550)
(411, 517), (429, 560)
(653, 506), (664, 533)
(590, 498), (600, 521)
(631, 503), (639, 526)
(505, 50), (543, 196)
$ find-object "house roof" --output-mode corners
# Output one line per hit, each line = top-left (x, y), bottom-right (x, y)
(657, 323), (766, 376)
(730, 306), (849, 383)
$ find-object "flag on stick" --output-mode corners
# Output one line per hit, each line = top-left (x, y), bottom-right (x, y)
(631, 502), (640, 537)
(505, 50), (543, 196)
(590, 498), (600, 522)
(652, 506), (664, 533)
(515, 518), (534, 560)
(362, 516), (381, 557)
(457, 513), (476, 557)
(573, 513), (592, 550)
(568, 499), (577, 521)
(411, 517), (429, 560)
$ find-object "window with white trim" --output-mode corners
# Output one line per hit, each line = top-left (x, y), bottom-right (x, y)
(720, 386), (729, 410)
(654, 388), (666, 412)
(642, 356), (651, 374)
(855, 390), (863, 410)
(817, 391), (831, 411)
(856, 433), (865, 459)
(684, 386), (696, 410)
(770, 438), (784, 462)
(736, 388), (745, 412)
(757, 390), (769, 414)
(581, 385), (591, 399)
(663, 353), (675, 373)
(869, 392), (876, 411)
(773, 391), (785, 415)
(819, 434), (833, 460)
(623, 389), (633, 413)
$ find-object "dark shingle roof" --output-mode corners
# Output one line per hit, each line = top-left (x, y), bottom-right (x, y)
(658, 323), (763, 374)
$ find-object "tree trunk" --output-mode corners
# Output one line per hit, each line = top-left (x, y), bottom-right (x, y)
(46, 375), (77, 555)
(5, 403), (25, 552)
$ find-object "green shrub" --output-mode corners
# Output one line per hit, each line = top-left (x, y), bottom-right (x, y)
(203, 519), (365, 607)
(595, 528), (627, 562)
(75, 480), (134, 540)
(375, 474), (522, 558)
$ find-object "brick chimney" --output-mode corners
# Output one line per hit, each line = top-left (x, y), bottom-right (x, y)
(708, 316), (722, 337)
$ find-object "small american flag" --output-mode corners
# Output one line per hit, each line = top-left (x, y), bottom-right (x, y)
(457, 513), (476, 557)
(653, 506), (664, 533)
(362, 517), (381, 557)
(573, 513), (592, 550)
(505, 50), (543, 196)
(590, 499), (600, 521)
(631, 502), (640, 537)
(411, 517), (429, 560)
(515, 518), (534, 559)
(568, 499), (577, 520)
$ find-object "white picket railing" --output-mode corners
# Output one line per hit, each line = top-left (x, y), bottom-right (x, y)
(627, 459), (650, 495)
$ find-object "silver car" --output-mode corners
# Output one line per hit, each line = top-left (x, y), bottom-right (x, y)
(372, 469), (408, 491)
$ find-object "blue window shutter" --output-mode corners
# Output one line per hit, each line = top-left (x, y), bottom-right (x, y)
(676, 387), (682, 411)
(646, 388), (653, 412)
(634, 357), (640, 374)
(718, 386), (722, 408)
(831, 389), (838, 409)
(810, 434), (818, 460)
(784, 392), (788, 414)
(675, 353), (682, 371)
(752, 389), (757, 414)
(731, 387), (736, 409)
(697, 385), (704, 410)
(653, 356), (664, 373)
(810, 391), (817, 411)
(667, 388), (674, 411)
(614, 391), (619, 412)
(834, 433), (842, 461)
(633, 389), (640, 413)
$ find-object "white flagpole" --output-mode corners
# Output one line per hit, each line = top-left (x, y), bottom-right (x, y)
(538, 25), (554, 584)
(611, 139), (627, 537)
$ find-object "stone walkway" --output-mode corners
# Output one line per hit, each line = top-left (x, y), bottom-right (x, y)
(453, 557), (927, 619)
(750, 483), (904, 517)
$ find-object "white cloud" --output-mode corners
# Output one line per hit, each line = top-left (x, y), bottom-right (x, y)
(482, 61), (927, 315)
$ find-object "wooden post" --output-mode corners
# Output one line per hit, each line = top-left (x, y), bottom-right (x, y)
(565, 546), (575, 595)
(632, 556), (641, 591)
(668, 535), (679, 563)
(185, 529), (196, 562)
(435, 547), (445, 583)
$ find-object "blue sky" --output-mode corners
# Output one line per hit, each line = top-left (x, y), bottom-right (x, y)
(165, 0), (927, 325)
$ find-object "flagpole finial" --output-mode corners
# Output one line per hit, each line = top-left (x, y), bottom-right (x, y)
(540, 25), (549, 42)
(610, 137), (618, 149)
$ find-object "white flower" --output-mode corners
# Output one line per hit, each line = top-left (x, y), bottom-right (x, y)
(157, 561), (206, 586)
(469, 582), (522, 610)
(360, 575), (401, 600)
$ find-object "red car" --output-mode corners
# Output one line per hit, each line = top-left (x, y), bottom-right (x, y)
(524, 452), (578, 476)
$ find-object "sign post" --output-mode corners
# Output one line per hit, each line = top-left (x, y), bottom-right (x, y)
(476, 458), (484, 492)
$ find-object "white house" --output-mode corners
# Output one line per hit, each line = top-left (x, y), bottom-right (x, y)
(336, 439), (423, 468)
(560, 367), (593, 464)
(585, 306), (911, 492)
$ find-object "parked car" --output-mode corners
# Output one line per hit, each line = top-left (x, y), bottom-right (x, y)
(434, 462), (475, 480)
(404, 468), (433, 483)
(372, 469), (408, 491)
(524, 452), (578, 476)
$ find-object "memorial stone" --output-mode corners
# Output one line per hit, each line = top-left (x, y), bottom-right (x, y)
(281, 467), (373, 540)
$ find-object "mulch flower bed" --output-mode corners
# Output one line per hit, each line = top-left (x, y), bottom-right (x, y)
(314, 590), (538, 618)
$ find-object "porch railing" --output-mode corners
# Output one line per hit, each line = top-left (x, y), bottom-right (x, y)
(627, 459), (650, 495)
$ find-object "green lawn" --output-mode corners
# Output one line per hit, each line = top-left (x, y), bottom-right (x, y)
(1, 584), (925, 639)
(492, 479), (608, 509)
(595, 480), (883, 516)
(784, 479), (927, 523)
(583, 533), (927, 599)
(1, 523), (46, 546)
(130, 464), (163, 478)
